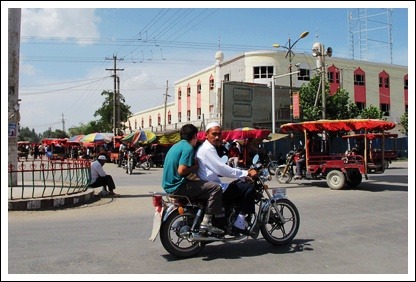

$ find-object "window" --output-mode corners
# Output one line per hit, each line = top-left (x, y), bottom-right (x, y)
(297, 68), (310, 81)
(187, 86), (191, 96)
(379, 77), (383, 87)
(157, 114), (161, 126)
(328, 72), (334, 83)
(253, 66), (274, 79)
(356, 102), (365, 111)
(197, 108), (201, 119)
(224, 74), (230, 81)
(380, 103), (390, 116)
(149, 116), (152, 127)
(404, 77), (408, 89)
(168, 111), (172, 124)
(187, 110), (191, 121)
(209, 77), (214, 90)
(178, 88), (182, 100)
(354, 74), (365, 86)
(384, 77), (389, 88)
(178, 112), (181, 123)
(197, 84), (201, 94)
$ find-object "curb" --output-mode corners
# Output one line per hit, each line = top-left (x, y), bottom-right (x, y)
(8, 189), (96, 211)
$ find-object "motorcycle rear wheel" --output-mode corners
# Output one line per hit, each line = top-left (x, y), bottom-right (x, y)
(141, 161), (151, 170)
(267, 161), (279, 175)
(260, 198), (300, 246)
(160, 209), (204, 258)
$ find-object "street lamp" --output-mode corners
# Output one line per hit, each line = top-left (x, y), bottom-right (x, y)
(273, 31), (309, 122)
(271, 71), (300, 133)
(312, 42), (332, 119)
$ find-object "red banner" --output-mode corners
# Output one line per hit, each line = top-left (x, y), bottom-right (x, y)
(292, 92), (300, 118)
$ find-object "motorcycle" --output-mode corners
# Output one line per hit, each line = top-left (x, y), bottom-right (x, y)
(121, 151), (135, 175)
(275, 150), (305, 184)
(265, 151), (280, 176)
(149, 155), (300, 258)
(135, 154), (152, 170)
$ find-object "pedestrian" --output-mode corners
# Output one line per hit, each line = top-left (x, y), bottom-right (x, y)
(89, 155), (119, 197)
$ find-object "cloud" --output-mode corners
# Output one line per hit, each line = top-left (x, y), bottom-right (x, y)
(21, 8), (100, 45)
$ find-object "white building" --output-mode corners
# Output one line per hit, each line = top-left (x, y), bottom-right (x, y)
(125, 49), (408, 135)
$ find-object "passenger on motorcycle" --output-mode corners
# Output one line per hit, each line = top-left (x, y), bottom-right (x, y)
(162, 124), (224, 234)
(196, 122), (258, 235)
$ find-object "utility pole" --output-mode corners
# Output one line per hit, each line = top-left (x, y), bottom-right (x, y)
(163, 80), (170, 131)
(8, 8), (21, 186)
(61, 113), (66, 132)
(106, 55), (124, 136)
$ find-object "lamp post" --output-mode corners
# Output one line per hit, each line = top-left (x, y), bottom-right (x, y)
(273, 31), (309, 122)
(312, 42), (332, 119)
(271, 71), (300, 133)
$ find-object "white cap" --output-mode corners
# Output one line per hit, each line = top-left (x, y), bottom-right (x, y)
(205, 122), (221, 132)
(98, 155), (107, 161)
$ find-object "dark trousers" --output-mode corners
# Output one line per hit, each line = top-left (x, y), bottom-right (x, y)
(174, 180), (222, 215)
(223, 180), (255, 215)
(89, 175), (116, 191)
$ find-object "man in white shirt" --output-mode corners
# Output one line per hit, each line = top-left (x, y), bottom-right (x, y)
(89, 155), (118, 196)
(196, 122), (258, 236)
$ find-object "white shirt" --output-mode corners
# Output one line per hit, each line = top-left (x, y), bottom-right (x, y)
(90, 160), (107, 183)
(196, 140), (248, 191)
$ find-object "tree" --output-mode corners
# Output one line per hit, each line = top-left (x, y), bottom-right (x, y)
(360, 105), (384, 119)
(399, 111), (408, 136)
(299, 76), (360, 121)
(93, 90), (132, 133)
(18, 126), (41, 143)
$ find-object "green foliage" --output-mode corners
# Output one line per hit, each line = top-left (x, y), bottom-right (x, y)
(360, 105), (384, 119)
(299, 76), (360, 121)
(41, 128), (69, 139)
(399, 111), (408, 136)
(18, 126), (42, 143)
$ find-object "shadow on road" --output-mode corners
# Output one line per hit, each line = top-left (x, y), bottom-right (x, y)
(161, 238), (315, 261)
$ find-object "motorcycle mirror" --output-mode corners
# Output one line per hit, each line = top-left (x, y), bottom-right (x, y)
(300, 141), (303, 146)
(252, 154), (259, 164)
(221, 155), (228, 164)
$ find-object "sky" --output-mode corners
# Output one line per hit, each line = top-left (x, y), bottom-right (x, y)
(2, 2), (414, 136)
(2, 3), (415, 280)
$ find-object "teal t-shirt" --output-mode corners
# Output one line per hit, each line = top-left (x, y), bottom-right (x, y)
(162, 140), (195, 193)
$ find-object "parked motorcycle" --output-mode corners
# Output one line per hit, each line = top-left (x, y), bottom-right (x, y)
(265, 151), (280, 176)
(149, 155), (300, 258)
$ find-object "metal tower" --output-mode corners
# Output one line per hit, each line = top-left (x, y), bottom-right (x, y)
(348, 8), (393, 64)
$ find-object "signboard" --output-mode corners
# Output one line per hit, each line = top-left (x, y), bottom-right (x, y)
(292, 92), (300, 119)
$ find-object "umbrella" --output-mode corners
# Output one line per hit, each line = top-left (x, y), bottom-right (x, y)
(155, 129), (181, 145)
(121, 130), (156, 145)
(68, 134), (84, 142)
(81, 132), (114, 143)
(263, 133), (289, 142)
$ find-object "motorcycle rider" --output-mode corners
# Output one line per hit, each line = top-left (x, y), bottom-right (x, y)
(162, 123), (224, 234)
(135, 142), (147, 166)
(294, 147), (306, 180)
(196, 122), (258, 236)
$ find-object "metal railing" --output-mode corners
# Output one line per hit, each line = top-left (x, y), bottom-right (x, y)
(8, 159), (91, 200)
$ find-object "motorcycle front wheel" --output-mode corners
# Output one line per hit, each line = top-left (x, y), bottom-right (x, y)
(127, 159), (133, 175)
(276, 166), (293, 184)
(160, 209), (205, 258)
(260, 198), (300, 246)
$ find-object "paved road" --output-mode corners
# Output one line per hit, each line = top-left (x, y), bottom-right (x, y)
(6, 161), (413, 279)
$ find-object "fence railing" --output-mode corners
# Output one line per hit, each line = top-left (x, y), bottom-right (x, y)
(8, 159), (91, 200)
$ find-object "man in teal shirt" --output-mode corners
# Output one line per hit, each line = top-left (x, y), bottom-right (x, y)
(162, 124), (223, 234)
